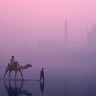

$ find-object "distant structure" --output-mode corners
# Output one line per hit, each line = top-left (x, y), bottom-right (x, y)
(87, 24), (96, 50)
(64, 21), (68, 46)
(37, 38), (62, 52)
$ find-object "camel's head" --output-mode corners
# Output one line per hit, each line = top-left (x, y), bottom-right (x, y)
(27, 64), (32, 67)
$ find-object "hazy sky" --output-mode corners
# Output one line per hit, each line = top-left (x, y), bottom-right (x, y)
(0, 0), (96, 53)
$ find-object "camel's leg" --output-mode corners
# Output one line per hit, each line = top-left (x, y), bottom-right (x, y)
(4, 68), (9, 77)
(15, 71), (17, 79)
(19, 69), (23, 78)
(9, 70), (12, 79)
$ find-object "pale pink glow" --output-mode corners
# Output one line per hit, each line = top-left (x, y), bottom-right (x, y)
(0, 0), (96, 52)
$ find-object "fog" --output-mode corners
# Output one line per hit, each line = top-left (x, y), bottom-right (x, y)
(1, 1), (96, 96)
(0, 0), (96, 66)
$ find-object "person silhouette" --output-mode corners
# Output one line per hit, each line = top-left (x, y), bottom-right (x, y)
(40, 80), (44, 94)
(10, 56), (15, 68)
(10, 56), (19, 69)
(40, 68), (44, 81)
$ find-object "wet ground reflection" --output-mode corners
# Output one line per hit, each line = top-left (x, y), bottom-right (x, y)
(4, 80), (32, 96)
(1, 62), (96, 96)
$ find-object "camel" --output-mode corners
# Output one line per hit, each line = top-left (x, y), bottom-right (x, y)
(4, 62), (32, 79)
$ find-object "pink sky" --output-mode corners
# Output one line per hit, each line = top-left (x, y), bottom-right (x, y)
(0, 0), (96, 52)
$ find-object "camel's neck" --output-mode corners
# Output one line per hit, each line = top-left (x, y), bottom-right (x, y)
(21, 65), (30, 69)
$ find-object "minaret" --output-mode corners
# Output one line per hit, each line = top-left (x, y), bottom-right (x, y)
(87, 24), (96, 50)
(64, 21), (68, 46)
(87, 29), (91, 48)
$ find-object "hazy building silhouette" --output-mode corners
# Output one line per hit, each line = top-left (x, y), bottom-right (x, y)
(37, 38), (63, 53)
(64, 21), (68, 46)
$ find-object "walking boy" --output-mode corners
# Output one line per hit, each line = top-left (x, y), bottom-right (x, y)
(40, 68), (44, 81)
